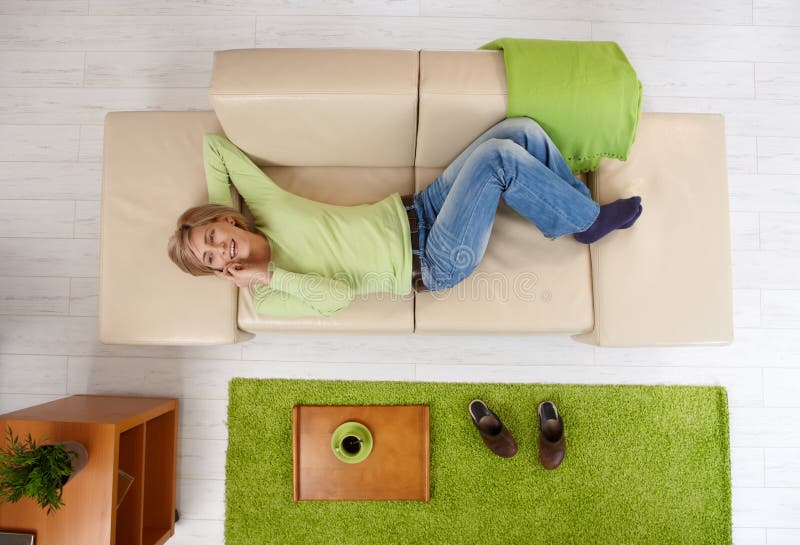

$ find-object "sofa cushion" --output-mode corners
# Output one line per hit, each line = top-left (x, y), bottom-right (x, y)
(413, 50), (594, 334)
(572, 113), (733, 347)
(100, 111), (239, 345)
(209, 48), (419, 167)
(413, 170), (594, 334)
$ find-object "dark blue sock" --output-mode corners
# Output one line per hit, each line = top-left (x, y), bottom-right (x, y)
(620, 204), (643, 229)
(573, 196), (642, 244)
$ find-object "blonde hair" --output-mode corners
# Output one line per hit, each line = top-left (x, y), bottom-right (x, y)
(167, 204), (252, 276)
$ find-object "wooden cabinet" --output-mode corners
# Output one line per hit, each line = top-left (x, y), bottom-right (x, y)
(0, 395), (178, 545)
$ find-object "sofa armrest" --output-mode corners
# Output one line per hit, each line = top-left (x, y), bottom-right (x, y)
(572, 112), (734, 347)
(99, 111), (240, 345)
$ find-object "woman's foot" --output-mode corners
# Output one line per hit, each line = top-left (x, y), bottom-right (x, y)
(573, 196), (642, 244)
(619, 204), (643, 229)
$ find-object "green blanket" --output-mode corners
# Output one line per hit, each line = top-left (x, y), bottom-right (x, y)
(479, 37), (643, 173)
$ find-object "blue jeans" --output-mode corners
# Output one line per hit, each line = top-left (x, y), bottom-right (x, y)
(410, 117), (600, 292)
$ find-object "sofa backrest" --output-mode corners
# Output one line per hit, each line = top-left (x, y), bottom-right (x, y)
(415, 50), (508, 169)
(209, 48), (419, 167)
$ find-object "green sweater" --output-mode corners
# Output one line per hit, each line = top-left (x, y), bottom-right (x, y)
(203, 133), (412, 318)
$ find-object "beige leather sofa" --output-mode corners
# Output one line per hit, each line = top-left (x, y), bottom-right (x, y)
(99, 48), (733, 347)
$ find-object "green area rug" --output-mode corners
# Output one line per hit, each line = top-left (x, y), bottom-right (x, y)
(226, 379), (731, 545)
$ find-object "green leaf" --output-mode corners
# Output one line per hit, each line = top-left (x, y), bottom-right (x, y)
(0, 427), (76, 515)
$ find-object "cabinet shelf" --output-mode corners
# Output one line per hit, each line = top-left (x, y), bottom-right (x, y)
(0, 395), (178, 545)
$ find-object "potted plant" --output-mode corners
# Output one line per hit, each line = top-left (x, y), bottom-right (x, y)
(0, 426), (89, 514)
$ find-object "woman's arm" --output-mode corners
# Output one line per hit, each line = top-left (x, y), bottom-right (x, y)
(203, 133), (235, 207)
(218, 260), (351, 317)
(203, 133), (287, 219)
(252, 285), (345, 318)
(204, 133), (353, 318)
(251, 263), (353, 317)
(258, 262), (354, 317)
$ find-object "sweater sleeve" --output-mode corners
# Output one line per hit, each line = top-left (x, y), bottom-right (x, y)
(203, 133), (235, 207)
(203, 133), (287, 222)
(254, 262), (353, 318)
(251, 284), (343, 318)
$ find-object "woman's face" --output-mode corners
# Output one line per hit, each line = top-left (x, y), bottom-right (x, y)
(188, 216), (252, 271)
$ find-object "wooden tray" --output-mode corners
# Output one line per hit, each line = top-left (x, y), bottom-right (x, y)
(292, 405), (430, 502)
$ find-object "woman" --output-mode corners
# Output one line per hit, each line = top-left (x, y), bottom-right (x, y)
(167, 117), (642, 318)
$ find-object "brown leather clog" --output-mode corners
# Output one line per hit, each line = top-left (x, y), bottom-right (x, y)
(468, 399), (518, 458)
(537, 400), (566, 469)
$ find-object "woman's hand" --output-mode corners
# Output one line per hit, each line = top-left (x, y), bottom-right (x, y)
(214, 261), (272, 289)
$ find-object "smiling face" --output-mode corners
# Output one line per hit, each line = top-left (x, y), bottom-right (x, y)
(188, 216), (252, 271)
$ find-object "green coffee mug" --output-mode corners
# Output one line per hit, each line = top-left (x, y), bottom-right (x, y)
(331, 421), (373, 464)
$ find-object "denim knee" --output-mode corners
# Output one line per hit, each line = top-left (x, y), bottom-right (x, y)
(476, 138), (520, 158)
(495, 116), (545, 140)
(495, 116), (537, 132)
(477, 139), (525, 174)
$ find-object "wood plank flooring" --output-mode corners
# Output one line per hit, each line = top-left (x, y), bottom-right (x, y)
(1, 1), (799, 543)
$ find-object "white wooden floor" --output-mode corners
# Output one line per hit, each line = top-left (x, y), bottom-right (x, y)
(1, 1), (799, 543)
